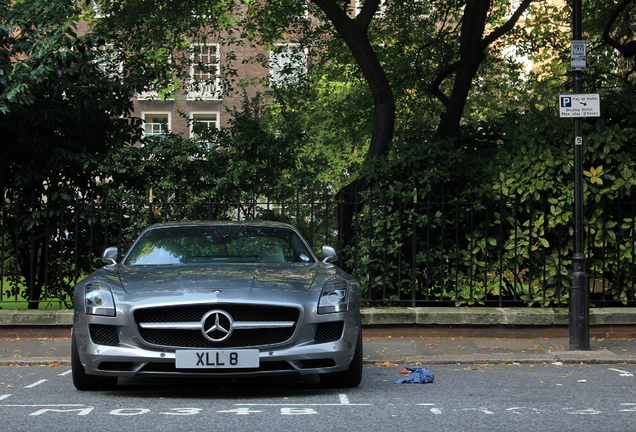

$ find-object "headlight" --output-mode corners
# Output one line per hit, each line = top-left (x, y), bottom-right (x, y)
(318, 279), (349, 314)
(85, 283), (116, 317)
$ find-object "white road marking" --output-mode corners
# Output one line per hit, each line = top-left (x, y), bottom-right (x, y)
(57, 370), (72, 376)
(609, 368), (634, 377)
(0, 395), (11, 402)
(281, 407), (317, 415)
(31, 407), (94, 416)
(507, 407), (542, 414)
(563, 407), (602, 415)
(619, 403), (636, 412)
(218, 408), (263, 415)
(462, 407), (495, 415)
(1, 404), (86, 407)
(237, 403), (371, 406)
(416, 403), (442, 415)
(238, 394), (367, 406)
(110, 408), (150, 416)
(24, 380), (47, 389)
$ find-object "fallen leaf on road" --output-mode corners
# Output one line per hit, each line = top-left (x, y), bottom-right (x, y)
(7, 385), (13, 389)
(49, 363), (60, 367)
(382, 361), (396, 367)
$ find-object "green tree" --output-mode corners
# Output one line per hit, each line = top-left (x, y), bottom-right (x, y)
(0, 0), (138, 308)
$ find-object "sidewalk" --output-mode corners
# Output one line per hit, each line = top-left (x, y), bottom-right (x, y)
(2, 335), (636, 367)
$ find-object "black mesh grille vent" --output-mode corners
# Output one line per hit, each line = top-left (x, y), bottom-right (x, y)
(89, 324), (120, 346)
(315, 321), (344, 343)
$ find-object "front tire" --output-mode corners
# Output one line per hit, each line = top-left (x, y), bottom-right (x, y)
(320, 328), (363, 388)
(71, 334), (118, 391)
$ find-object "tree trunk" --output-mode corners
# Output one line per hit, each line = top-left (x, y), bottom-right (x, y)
(436, 0), (490, 141)
(311, 0), (395, 252)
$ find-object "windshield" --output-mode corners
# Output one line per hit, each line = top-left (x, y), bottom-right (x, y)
(124, 225), (315, 266)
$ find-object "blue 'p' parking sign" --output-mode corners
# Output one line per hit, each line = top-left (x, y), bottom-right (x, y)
(559, 94), (600, 118)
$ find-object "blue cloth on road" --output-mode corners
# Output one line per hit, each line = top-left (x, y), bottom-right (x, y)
(394, 366), (434, 384)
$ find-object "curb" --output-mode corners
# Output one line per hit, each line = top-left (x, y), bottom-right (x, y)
(3, 307), (636, 327)
(363, 351), (636, 365)
(0, 358), (71, 367)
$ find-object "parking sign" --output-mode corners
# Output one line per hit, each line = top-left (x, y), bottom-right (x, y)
(571, 40), (586, 71)
(559, 94), (600, 118)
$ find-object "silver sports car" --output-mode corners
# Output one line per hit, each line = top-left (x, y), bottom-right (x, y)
(72, 221), (362, 390)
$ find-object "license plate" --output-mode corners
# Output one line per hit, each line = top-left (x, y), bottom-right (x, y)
(175, 349), (259, 369)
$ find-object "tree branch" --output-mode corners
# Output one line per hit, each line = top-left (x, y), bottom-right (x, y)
(602, 0), (636, 58)
(481, 0), (534, 49)
(355, 0), (381, 32)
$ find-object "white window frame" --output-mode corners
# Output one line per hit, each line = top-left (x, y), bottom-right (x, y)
(190, 112), (220, 149)
(95, 44), (122, 80)
(137, 91), (160, 101)
(187, 44), (222, 100)
(137, 49), (173, 101)
(142, 112), (171, 138)
(355, 0), (386, 18)
(269, 43), (308, 87)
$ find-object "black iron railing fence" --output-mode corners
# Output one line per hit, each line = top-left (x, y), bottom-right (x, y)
(1, 194), (635, 308)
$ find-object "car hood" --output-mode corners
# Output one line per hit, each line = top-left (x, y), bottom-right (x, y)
(117, 264), (320, 294)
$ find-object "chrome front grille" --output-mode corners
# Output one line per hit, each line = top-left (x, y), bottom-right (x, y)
(134, 304), (300, 349)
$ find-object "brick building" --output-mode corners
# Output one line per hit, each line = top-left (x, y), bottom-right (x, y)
(131, 41), (302, 145)
(99, 0), (542, 145)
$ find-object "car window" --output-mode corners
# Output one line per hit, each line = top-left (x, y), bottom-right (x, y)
(124, 226), (315, 265)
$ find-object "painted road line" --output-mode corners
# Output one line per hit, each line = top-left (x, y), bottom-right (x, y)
(24, 380), (48, 389)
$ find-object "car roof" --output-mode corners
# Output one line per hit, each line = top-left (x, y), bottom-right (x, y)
(145, 221), (296, 229)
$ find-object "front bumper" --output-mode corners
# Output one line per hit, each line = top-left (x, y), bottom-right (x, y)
(74, 312), (359, 379)
(75, 337), (357, 379)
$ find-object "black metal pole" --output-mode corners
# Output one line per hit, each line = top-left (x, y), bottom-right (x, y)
(569, 0), (590, 351)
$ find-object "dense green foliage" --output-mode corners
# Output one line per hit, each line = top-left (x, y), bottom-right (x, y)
(1, 0), (634, 307)
(346, 88), (636, 305)
(0, 0), (140, 307)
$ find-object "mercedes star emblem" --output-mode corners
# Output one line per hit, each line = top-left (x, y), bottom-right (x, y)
(201, 310), (233, 342)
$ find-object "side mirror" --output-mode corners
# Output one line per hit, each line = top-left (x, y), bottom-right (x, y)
(101, 246), (118, 266)
(322, 246), (338, 263)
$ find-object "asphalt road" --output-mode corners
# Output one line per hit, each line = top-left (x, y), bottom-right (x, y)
(1, 362), (635, 431)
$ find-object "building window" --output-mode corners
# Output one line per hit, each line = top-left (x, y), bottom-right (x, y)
(137, 90), (160, 101)
(269, 44), (307, 87)
(143, 113), (170, 137)
(190, 112), (219, 149)
(188, 44), (222, 100)
(355, 0), (386, 17)
(95, 45), (122, 79)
